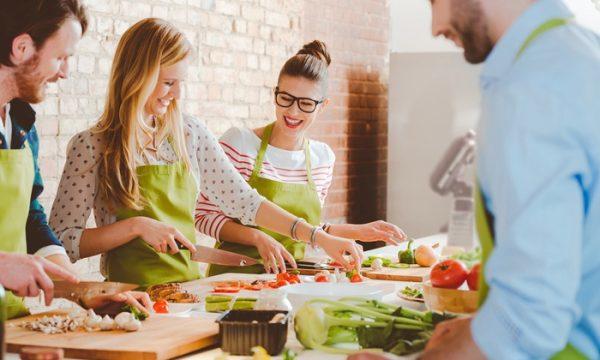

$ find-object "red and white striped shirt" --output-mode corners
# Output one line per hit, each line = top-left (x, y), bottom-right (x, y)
(195, 126), (335, 240)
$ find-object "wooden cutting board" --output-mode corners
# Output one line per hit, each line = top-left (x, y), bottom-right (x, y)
(6, 312), (219, 360)
(297, 266), (431, 282)
(362, 266), (431, 282)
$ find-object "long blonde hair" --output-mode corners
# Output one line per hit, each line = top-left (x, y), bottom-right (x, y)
(94, 18), (192, 211)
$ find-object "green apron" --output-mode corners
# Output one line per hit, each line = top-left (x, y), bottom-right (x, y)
(475, 17), (587, 360)
(105, 161), (200, 289)
(208, 123), (322, 276)
(0, 142), (34, 319)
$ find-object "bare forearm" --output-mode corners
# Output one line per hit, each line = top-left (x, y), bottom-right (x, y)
(254, 201), (326, 245)
(44, 254), (78, 277)
(218, 220), (261, 246)
(79, 217), (140, 258)
(327, 224), (358, 239)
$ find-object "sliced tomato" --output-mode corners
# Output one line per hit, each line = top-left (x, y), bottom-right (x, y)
(275, 279), (289, 288)
(242, 283), (263, 291)
(350, 274), (363, 283)
(213, 286), (241, 293)
(315, 273), (329, 282)
(153, 299), (169, 313)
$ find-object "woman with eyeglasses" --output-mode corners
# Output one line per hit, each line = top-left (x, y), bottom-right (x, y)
(196, 40), (407, 276)
(49, 20), (364, 288)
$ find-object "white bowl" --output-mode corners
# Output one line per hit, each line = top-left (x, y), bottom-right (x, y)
(285, 282), (395, 312)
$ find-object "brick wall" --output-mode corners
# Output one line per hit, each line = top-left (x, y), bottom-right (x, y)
(33, 0), (389, 278)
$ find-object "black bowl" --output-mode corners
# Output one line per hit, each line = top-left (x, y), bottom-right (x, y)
(217, 310), (289, 356)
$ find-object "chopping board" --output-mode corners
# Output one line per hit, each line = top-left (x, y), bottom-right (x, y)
(6, 312), (219, 360)
(362, 266), (431, 282)
(296, 266), (431, 282)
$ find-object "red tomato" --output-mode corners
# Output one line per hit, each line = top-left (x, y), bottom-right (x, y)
(276, 273), (288, 282)
(467, 263), (481, 291)
(275, 279), (289, 288)
(285, 273), (301, 284)
(430, 259), (468, 289)
(315, 273), (329, 282)
(213, 286), (241, 293)
(153, 299), (169, 313)
(350, 274), (362, 283)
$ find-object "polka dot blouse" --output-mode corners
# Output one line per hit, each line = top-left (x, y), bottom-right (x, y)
(49, 115), (264, 263)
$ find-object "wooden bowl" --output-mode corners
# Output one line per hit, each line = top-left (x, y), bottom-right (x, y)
(422, 281), (479, 314)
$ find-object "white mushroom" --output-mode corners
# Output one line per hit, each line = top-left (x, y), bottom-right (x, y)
(114, 312), (134, 328)
(100, 315), (115, 331)
(84, 309), (102, 329)
(121, 318), (142, 332)
(371, 258), (384, 271)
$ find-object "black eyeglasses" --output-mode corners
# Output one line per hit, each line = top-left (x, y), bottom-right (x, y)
(274, 87), (324, 113)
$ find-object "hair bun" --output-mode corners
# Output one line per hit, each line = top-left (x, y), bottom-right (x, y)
(297, 40), (331, 66)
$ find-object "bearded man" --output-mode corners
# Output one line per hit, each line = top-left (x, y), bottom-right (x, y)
(350, 0), (600, 359)
(0, 0), (150, 320)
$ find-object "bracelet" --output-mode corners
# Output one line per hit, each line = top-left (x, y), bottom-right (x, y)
(310, 226), (322, 249)
(290, 218), (305, 241)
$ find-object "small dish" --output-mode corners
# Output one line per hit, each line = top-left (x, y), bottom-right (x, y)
(217, 310), (289, 356)
(422, 281), (479, 314)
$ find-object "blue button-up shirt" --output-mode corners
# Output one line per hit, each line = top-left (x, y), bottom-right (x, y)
(472, 0), (600, 358)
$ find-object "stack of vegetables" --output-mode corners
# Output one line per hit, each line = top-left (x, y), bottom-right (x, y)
(294, 297), (455, 356)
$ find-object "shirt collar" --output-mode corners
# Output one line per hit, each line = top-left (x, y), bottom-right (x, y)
(8, 99), (36, 133)
(481, 0), (573, 87)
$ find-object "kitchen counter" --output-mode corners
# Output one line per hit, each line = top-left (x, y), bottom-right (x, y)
(5, 234), (448, 360)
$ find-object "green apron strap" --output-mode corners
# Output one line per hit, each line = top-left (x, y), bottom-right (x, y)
(516, 18), (571, 58)
(475, 183), (494, 305)
(250, 123), (274, 180)
(303, 139), (316, 190)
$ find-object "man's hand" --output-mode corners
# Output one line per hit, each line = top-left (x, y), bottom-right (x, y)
(82, 291), (152, 317)
(421, 317), (486, 360)
(0, 252), (79, 305)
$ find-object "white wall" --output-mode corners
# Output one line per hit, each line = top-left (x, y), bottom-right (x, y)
(389, 0), (600, 54)
(389, 0), (460, 53)
(387, 53), (481, 237)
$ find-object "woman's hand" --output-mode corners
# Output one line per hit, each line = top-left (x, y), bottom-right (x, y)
(316, 232), (364, 270)
(252, 229), (297, 274)
(82, 291), (152, 317)
(341, 221), (406, 245)
(131, 216), (196, 254)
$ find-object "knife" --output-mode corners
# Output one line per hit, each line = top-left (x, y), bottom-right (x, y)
(177, 243), (259, 267)
(53, 281), (138, 303)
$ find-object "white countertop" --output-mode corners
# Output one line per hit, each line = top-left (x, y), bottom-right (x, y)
(6, 234), (448, 360)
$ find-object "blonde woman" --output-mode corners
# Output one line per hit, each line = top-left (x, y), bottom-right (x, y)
(196, 41), (406, 276)
(49, 18), (362, 288)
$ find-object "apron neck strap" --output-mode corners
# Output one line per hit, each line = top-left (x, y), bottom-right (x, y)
(516, 18), (571, 59)
(251, 122), (315, 188)
(250, 123), (273, 179)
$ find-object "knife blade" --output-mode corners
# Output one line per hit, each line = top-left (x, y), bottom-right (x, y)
(178, 243), (259, 267)
(53, 281), (138, 302)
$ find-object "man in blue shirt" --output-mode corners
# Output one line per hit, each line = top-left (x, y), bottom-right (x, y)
(421, 0), (600, 359)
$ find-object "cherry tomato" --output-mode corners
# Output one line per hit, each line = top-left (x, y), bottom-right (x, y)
(467, 263), (481, 291)
(276, 273), (288, 282)
(286, 273), (301, 284)
(315, 273), (329, 282)
(213, 286), (241, 293)
(430, 259), (468, 289)
(350, 274), (362, 283)
(275, 279), (289, 288)
(153, 299), (169, 313)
